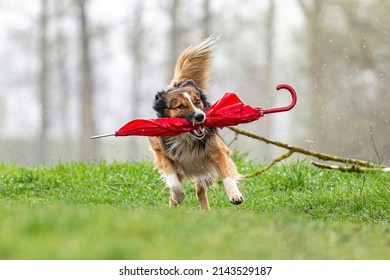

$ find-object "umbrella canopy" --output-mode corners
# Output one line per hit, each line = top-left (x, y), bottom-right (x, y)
(91, 84), (297, 139)
(113, 92), (261, 137)
(203, 92), (262, 128)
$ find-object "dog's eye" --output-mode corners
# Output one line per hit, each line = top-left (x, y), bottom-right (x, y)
(178, 104), (186, 109)
(195, 99), (201, 104)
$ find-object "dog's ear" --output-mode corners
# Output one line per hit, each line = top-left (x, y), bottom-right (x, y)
(153, 90), (167, 117)
(179, 79), (201, 91)
(178, 79), (202, 93)
(154, 90), (166, 101)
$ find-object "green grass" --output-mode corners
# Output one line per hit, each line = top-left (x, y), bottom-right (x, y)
(0, 157), (389, 259)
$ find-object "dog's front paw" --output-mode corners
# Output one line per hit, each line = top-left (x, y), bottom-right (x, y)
(223, 177), (244, 205)
(229, 193), (244, 205)
(170, 187), (185, 204)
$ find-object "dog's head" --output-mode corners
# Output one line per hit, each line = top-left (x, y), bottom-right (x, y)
(153, 79), (210, 139)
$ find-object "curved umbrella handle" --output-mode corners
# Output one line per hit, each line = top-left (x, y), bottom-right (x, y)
(261, 84), (297, 115)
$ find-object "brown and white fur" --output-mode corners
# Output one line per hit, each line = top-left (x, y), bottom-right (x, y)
(149, 37), (244, 210)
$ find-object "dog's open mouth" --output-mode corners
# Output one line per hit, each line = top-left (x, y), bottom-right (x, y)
(191, 126), (205, 139)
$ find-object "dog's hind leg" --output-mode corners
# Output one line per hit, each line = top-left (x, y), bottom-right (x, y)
(195, 184), (209, 211)
(195, 177), (214, 211)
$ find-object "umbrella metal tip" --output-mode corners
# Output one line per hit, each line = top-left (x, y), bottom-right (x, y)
(91, 133), (116, 139)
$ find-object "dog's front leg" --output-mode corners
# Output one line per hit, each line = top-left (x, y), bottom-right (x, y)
(209, 142), (244, 205)
(149, 137), (185, 207)
(165, 172), (185, 207)
(157, 156), (185, 207)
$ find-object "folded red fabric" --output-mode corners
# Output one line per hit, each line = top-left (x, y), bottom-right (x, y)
(115, 93), (262, 137)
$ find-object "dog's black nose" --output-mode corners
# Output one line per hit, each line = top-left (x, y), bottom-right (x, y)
(194, 113), (205, 123)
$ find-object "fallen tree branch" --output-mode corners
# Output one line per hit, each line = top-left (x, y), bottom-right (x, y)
(227, 131), (239, 147)
(310, 161), (390, 173)
(227, 126), (388, 175)
(228, 127), (382, 167)
(245, 150), (294, 178)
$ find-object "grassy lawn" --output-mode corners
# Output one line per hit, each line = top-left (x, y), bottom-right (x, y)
(0, 156), (389, 259)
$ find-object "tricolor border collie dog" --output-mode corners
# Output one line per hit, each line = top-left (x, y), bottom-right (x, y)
(149, 37), (244, 210)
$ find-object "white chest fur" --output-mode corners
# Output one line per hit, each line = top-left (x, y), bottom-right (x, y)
(164, 133), (217, 178)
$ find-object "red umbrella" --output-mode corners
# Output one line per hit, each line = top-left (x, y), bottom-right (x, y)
(91, 84), (297, 139)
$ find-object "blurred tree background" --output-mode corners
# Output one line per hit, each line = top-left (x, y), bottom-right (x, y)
(0, 0), (388, 165)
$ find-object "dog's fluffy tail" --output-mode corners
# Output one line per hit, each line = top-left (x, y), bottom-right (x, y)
(169, 36), (218, 91)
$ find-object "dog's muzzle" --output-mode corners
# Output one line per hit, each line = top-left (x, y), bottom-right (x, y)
(190, 112), (206, 139)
